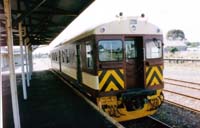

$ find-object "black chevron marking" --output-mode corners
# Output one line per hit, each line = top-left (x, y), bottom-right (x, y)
(115, 69), (124, 80)
(147, 71), (162, 87)
(157, 66), (163, 75)
(100, 74), (123, 92)
(99, 70), (106, 82)
(146, 66), (152, 77)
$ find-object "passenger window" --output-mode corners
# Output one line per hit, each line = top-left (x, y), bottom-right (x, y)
(98, 40), (123, 61)
(146, 39), (162, 59)
(62, 51), (65, 62)
(65, 49), (69, 63)
(86, 41), (93, 69)
(55, 53), (58, 61)
(125, 39), (137, 59)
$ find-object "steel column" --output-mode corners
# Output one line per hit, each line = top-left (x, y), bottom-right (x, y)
(28, 46), (31, 80)
(3, 0), (21, 127)
(19, 22), (27, 100)
(0, 28), (3, 128)
(29, 47), (33, 76)
(25, 39), (30, 87)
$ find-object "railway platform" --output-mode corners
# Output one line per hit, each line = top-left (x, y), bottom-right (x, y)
(2, 62), (117, 128)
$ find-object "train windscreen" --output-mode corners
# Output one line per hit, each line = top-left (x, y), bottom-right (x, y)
(98, 40), (123, 61)
(146, 39), (162, 59)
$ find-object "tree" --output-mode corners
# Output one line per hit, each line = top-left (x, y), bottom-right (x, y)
(166, 29), (185, 41)
(169, 47), (178, 54)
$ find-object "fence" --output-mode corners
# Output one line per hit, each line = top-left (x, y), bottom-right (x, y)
(164, 58), (200, 64)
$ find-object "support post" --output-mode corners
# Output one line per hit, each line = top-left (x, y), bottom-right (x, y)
(19, 22), (27, 100)
(30, 48), (33, 74)
(3, 0), (21, 128)
(0, 29), (3, 128)
(29, 46), (33, 77)
(28, 46), (31, 80)
(25, 38), (30, 87)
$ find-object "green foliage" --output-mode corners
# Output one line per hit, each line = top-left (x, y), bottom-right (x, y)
(169, 47), (178, 54)
(167, 29), (185, 40)
(185, 42), (200, 47)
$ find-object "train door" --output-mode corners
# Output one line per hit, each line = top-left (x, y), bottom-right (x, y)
(58, 50), (62, 72)
(125, 37), (144, 89)
(76, 44), (82, 83)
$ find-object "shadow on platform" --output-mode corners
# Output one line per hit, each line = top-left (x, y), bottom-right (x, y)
(3, 70), (115, 128)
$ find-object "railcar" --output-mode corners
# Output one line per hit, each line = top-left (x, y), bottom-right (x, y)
(50, 16), (164, 122)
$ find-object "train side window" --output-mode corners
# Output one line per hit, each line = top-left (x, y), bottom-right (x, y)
(62, 51), (65, 62)
(146, 39), (162, 59)
(53, 53), (55, 60)
(98, 40), (123, 61)
(50, 54), (52, 60)
(65, 49), (69, 63)
(86, 41), (93, 69)
(55, 53), (57, 61)
(125, 39), (137, 59)
(53, 53), (56, 61)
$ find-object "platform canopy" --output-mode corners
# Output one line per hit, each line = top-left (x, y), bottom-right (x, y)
(0, 0), (94, 47)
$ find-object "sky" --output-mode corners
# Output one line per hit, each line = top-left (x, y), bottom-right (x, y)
(37, 0), (200, 53)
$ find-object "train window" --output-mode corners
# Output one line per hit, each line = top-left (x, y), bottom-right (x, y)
(125, 39), (137, 59)
(86, 42), (93, 69)
(62, 51), (65, 62)
(146, 39), (162, 59)
(98, 40), (123, 61)
(55, 53), (57, 61)
(65, 49), (69, 63)
(53, 53), (55, 60)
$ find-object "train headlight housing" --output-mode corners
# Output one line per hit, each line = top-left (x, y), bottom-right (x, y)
(100, 27), (105, 33)
(130, 24), (136, 31)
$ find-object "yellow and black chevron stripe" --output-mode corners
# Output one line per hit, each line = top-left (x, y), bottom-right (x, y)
(146, 65), (163, 87)
(98, 69), (124, 92)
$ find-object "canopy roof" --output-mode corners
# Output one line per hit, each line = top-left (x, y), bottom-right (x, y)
(0, 0), (94, 47)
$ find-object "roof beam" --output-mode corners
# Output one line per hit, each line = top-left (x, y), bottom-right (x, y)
(1, 31), (18, 34)
(27, 16), (51, 43)
(6, 9), (78, 16)
(24, 22), (66, 28)
(13, 0), (46, 26)
(32, 1), (79, 15)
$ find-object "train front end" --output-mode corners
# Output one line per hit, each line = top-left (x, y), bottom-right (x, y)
(95, 17), (164, 122)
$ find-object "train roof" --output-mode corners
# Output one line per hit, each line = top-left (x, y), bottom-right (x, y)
(62, 16), (163, 45)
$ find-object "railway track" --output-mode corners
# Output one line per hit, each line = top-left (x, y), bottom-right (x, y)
(163, 90), (200, 113)
(164, 78), (200, 86)
(164, 77), (200, 100)
(121, 116), (172, 128)
(164, 78), (200, 91)
(163, 89), (200, 100)
(163, 78), (200, 113)
(165, 100), (200, 114)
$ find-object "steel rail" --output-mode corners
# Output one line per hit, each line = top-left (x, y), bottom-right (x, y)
(147, 116), (172, 128)
(164, 81), (200, 91)
(164, 100), (200, 114)
(121, 116), (172, 128)
(163, 89), (200, 101)
(164, 78), (200, 86)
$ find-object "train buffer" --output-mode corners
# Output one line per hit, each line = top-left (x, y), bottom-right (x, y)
(2, 70), (118, 128)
